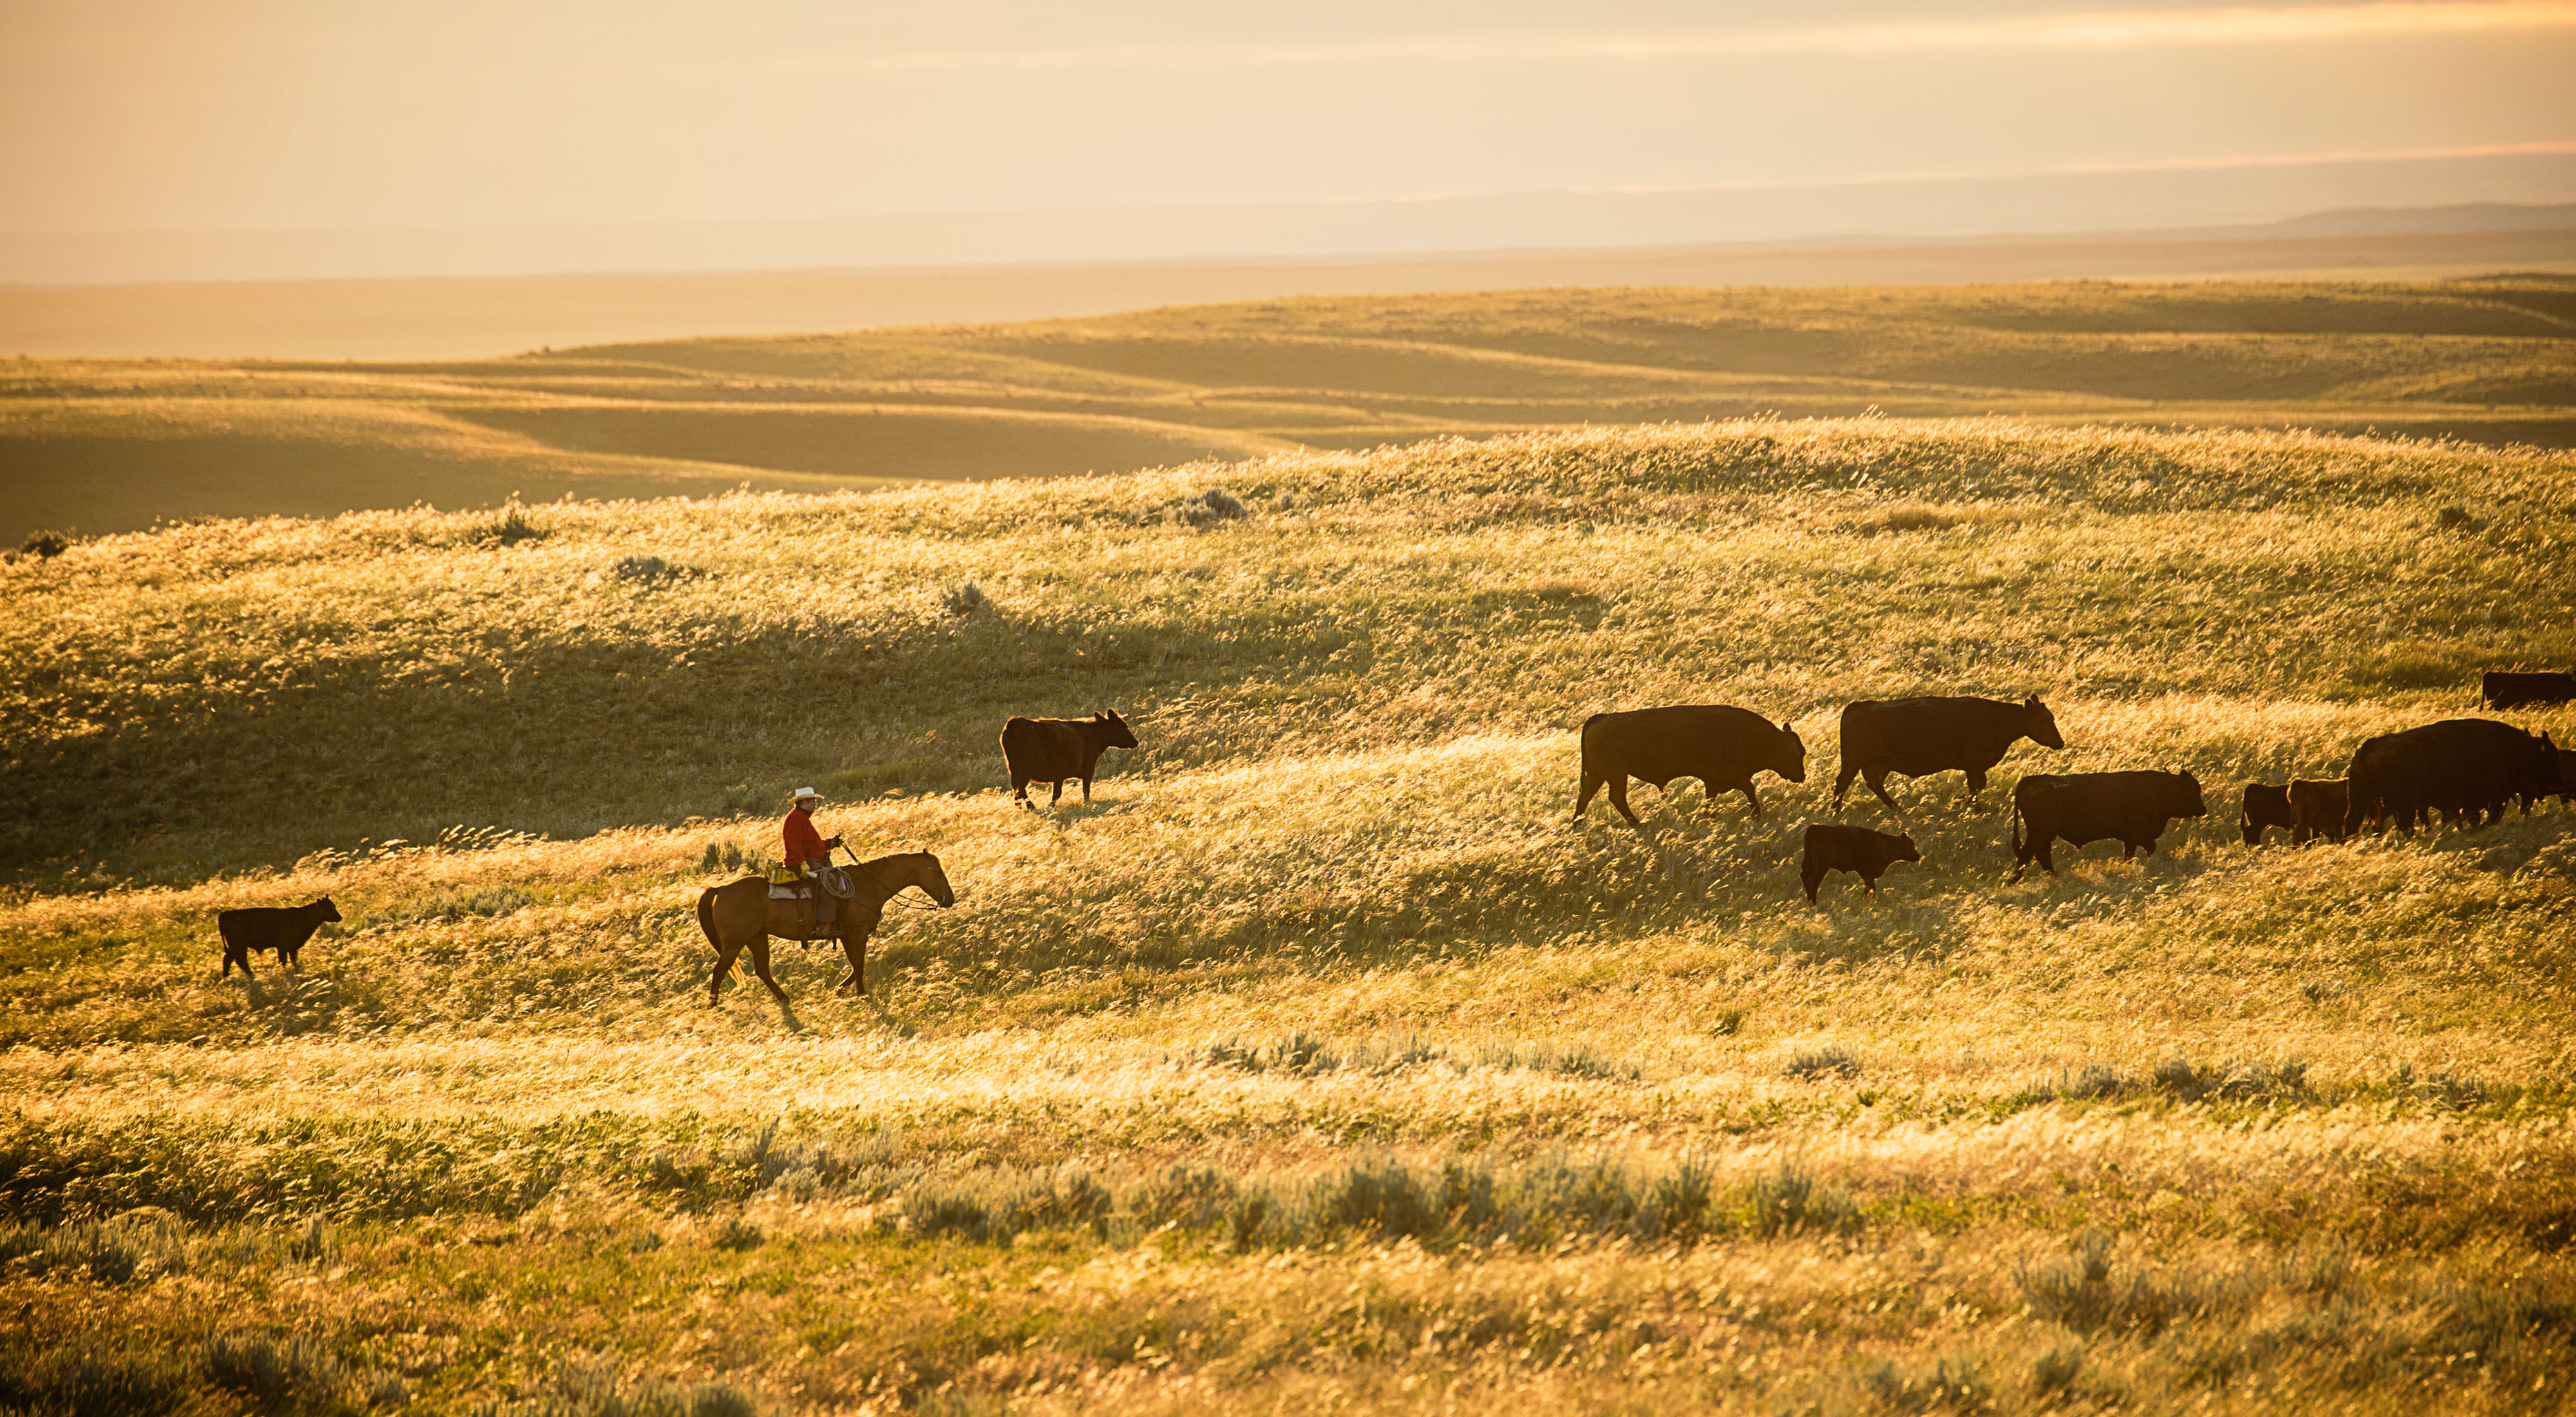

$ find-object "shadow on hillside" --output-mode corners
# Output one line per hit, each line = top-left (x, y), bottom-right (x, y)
(1, 611), (1350, 891)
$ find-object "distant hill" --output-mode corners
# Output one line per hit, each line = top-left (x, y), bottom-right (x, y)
(5, 209), (2575, 363)
(2268, 202), (2576, 237)
(3, 274), (2571, 542)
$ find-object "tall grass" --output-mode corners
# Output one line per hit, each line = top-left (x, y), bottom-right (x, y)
(2, 415), (2573, 1412)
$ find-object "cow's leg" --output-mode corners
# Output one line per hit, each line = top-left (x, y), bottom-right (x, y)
(1961, 766), (1988, 806)
(748, 937), (791, 1007)
(1575, 771), (1606, 821)
(1863, 872), (1880, 896)
(1865, 771), (1902, 815)
(1739, 783), (1762, 819)
(2035, 836), (2058, 877)
(223, 940), (250, 978)
(1607, 777), (1642, 828)
(1012, 774), (1034, 810)
(1081, 774), (1094, 803)
(1049, 779), (1065, 808)
(1803, 863), (1826, 903)
(1832, 763), (1859, 808)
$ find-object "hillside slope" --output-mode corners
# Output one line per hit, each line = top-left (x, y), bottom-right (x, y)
(2, 420), (2572, 1414)
(6, 274), (2573, 542)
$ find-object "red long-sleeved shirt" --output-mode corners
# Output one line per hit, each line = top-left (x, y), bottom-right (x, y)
(783, 807), (829, 867)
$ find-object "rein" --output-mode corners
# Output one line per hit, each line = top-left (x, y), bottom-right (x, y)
(837, 842), (956, 909)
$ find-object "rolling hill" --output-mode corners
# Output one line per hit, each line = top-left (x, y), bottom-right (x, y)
(6, 274), (2573, 544)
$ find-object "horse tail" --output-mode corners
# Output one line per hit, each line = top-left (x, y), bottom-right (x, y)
(696, 887), (721, 953)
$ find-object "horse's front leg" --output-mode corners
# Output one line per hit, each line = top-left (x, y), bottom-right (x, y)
(837, 922), (873, 995)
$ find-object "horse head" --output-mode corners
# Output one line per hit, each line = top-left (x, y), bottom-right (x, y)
(909, 850), (958, 907)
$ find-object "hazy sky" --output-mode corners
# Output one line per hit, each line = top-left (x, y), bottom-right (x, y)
(5, 0), (2574, 234)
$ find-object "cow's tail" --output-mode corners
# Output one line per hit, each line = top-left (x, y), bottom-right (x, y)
(2010, 790), (2027, 861)
(696, 888), (721, 953)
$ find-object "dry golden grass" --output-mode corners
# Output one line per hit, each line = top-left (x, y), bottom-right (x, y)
(2, 415), (2573, 1414)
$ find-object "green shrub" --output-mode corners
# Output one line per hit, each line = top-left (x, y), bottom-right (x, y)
(1783, 1047), (1862, 1081)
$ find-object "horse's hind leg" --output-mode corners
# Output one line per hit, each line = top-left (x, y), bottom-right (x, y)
(748, 937), (791, 1007)
(709, 935), (744, 1005)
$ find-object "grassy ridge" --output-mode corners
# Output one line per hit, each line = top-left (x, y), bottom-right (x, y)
(6, 274), (2575, 540)
(3, 417), (2574, 1412)
(8, 417), (2571, 888)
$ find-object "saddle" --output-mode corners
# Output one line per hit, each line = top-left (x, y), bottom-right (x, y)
(768, 865), (855, 941)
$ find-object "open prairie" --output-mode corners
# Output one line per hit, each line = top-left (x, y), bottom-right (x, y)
(7, 274), (2575, 544)
(3, 415), (2573, 1414)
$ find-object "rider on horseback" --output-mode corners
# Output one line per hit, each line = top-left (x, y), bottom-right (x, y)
(784, 788), (842, 934)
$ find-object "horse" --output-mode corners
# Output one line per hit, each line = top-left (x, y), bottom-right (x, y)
(697, 850), (956, 1008)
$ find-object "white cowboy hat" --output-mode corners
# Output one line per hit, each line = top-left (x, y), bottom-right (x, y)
(790, 786), (821, 802)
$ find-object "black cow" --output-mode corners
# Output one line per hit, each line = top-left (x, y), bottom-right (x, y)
(218, 897), (341, 978)
(1001, 710), (1139, 810)
(1574, 706), (1806, 826)
(2483, 671), (2576, 710)
(1801, 824), (1922, 903)
(2011, 771), (2208, 880)
(2240, 783), (2295, 846)
(2345, 719), (2560, 836)
(1833, 694), (2063, 813)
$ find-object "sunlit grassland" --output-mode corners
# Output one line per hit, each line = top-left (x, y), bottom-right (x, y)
(6, 274), (2573, 541)
(3, 417), (2575, 1413)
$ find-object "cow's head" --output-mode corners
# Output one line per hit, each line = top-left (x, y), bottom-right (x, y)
(1096, 709), (1139, 750)
(1889, 832), (1922, 864)
(2171, 770), (2208, 817)
(1774, 721), (1808, 783)
(314, 897), (343, 922)
(2023, 694), (2065, 750)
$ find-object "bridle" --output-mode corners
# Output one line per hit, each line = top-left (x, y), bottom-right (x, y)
(837, 842), (957, 909)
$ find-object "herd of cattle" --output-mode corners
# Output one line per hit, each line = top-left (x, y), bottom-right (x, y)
(1566, 674), (2571, 901)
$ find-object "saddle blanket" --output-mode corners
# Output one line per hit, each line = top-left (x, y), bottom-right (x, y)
(768, 884), (802, 899)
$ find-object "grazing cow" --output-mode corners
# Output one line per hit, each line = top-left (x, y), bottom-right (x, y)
(2343, 719), (2559, 837)
(1001, 709), (1139, 810)
(218, 897), (341, 978)
(2289, 777), (2351, 843)
(2483, 671), (2576, 710)
(2518, 745), (2576, 816)
(2011, 771), (2208, 880)
(1833, 694), (2063, 813)
(1575, 706), (1805, 826)
(2240, 783), (2295, 846)
(1801, 824), (1922, 903)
